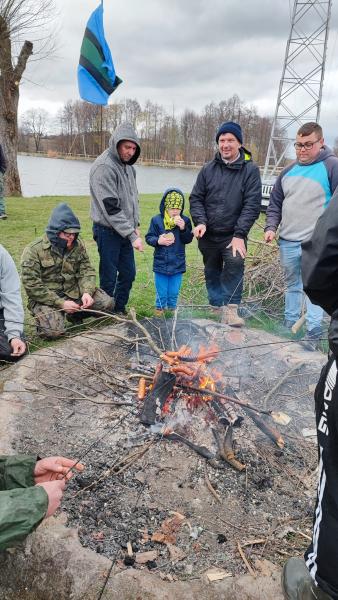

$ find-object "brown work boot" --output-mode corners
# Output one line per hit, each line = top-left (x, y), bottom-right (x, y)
(221, 304), (244, 327)
(282, 557), (333, 600)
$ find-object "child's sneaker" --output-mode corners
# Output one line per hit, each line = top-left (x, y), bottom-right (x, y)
(154, 308), (164, 317)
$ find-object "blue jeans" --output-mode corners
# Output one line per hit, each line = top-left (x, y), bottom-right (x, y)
(279, 238), (323, 331)
(154, 272), (183, 309)
(198, 236), (244, 306)
(93, 223), (136, 312)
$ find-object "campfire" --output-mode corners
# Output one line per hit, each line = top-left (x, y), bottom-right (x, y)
(13, 314), (323, 580)
(137, 333), (287, 474)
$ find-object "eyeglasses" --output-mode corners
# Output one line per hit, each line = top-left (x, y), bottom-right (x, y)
(294, 140), (321, 150)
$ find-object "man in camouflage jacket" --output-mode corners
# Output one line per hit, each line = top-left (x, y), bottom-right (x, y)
(21, 203), (113, 338)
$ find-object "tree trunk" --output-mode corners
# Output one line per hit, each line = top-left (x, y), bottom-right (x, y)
(0, 16), (33, 196)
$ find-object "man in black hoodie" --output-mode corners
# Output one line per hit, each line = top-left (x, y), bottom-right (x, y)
(281, 190), (338, 599)
(189, 121), (261, 327)
(21, 203), (113, 338)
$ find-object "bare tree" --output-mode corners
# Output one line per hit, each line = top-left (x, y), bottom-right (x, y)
(334, 137), (338, 158)
(21, 108), (49, 152)
(0, 0), (56, 195)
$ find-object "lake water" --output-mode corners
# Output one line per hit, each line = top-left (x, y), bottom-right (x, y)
(17, 155), (199, 197)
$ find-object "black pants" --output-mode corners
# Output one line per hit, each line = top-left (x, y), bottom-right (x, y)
(0, 310), (23, 363)
(198, 235), (245, 306)
(305, 354), (338, 599)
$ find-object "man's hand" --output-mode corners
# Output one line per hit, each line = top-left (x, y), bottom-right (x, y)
(81, 293), (94, 309)
(62, 300), (80, 314)
(36, 480), (66, 518)
(135, 227), (141, 237)
(132, 237), (143, 252)
(158, 234), (174, 246)
(227, 237), (246, 258)
(264, 230), (276, 243)
(10, 338), (26, 357)
(194, 224), (206, 239)
(173, 216), (185, 230)
(34, 456), (85, 483)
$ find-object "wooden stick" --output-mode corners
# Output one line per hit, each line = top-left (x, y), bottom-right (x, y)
(237, 542), (256, 578)
(263, 361), (305, 410)
(129, 308), (163, 356)
(291, 314), (306, 334)
(204, 463), (222, 504)
(176, 382), (272, 417)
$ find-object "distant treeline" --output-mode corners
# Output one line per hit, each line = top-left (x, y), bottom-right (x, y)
(18, 94), (283, 165)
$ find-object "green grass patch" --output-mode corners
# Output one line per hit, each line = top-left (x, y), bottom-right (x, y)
(2, 196), (285, 349)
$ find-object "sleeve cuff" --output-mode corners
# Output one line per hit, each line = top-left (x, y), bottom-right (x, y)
(128, 231), (138, 243)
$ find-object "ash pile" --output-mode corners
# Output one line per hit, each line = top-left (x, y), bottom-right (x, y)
(14, 316), (325, 581)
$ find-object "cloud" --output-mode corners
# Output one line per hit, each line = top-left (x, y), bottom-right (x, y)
(18, 0), (338, 140)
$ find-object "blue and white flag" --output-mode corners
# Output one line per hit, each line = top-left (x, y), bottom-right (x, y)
(78, 1), (122, 105)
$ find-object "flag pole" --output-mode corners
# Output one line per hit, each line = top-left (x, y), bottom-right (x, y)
(100, 105), (104, 153)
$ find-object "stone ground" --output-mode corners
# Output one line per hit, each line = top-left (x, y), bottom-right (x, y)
(0, 317), (326, 600)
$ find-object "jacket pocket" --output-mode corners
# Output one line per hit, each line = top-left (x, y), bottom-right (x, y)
(40, 256), (55, 268)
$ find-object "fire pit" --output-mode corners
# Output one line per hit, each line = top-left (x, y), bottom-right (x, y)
(0, 316), (326, 599)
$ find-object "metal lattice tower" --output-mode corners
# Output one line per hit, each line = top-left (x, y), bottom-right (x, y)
(262, 0), (332, 181)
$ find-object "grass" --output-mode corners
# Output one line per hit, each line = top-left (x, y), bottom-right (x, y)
(3, 196), (292, 350)
(1, 195), (210, 333)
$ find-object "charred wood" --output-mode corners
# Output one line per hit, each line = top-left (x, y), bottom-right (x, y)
(140, 372), (176, 426)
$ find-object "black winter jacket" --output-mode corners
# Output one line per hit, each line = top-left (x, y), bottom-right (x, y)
(189, 148), (261, 240)
(145, 188), (193, 275)
(0, 144), (7, 174)
(302, 187), (338, 316)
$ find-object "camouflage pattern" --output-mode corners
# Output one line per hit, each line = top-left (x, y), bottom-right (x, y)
(21, 234), (98, 311)
(0, 172), (5, 214)
(0, 455), (48, 550)
(31, 288), (114, 339)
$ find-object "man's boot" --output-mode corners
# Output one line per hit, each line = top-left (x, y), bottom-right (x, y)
(282, 558), (333, 600)
(221, 304), (244, 327)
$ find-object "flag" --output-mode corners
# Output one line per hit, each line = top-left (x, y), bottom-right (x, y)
(78, 1), (122, 105)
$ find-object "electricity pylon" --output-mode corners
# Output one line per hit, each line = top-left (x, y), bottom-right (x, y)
(262, 0), (332, 181)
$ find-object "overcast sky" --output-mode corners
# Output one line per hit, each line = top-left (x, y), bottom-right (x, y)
(18, 0), (338, 143)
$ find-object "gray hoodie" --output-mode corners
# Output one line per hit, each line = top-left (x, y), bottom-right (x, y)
(90, 122), (141, 242)
(0, 245), (24, 340)
(265, 145), (338, 241)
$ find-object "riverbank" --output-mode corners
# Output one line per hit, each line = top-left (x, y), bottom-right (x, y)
(18, 151), (203, 169)
(17, 155), (200, 196)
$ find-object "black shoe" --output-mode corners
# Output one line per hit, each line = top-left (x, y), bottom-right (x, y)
(67, 313), (84, 325)
(282, 558), (332, 599)
(114, 307), (128, 316)
(307, 326), (323, 341)
(0, 213), (8, 220)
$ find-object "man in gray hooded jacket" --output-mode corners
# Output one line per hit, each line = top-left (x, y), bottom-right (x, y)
(0, 245), (26, 360)
(90, 122), (143, 314)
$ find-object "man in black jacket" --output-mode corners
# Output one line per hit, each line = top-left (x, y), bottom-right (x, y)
(281, 189), (338, 600)
(0, 144), (7, 219)
(189, 121), (261, 327)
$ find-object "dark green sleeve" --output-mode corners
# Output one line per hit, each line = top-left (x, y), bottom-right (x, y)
(0, 486), (48, 550)
(0, 455), (36, 490)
